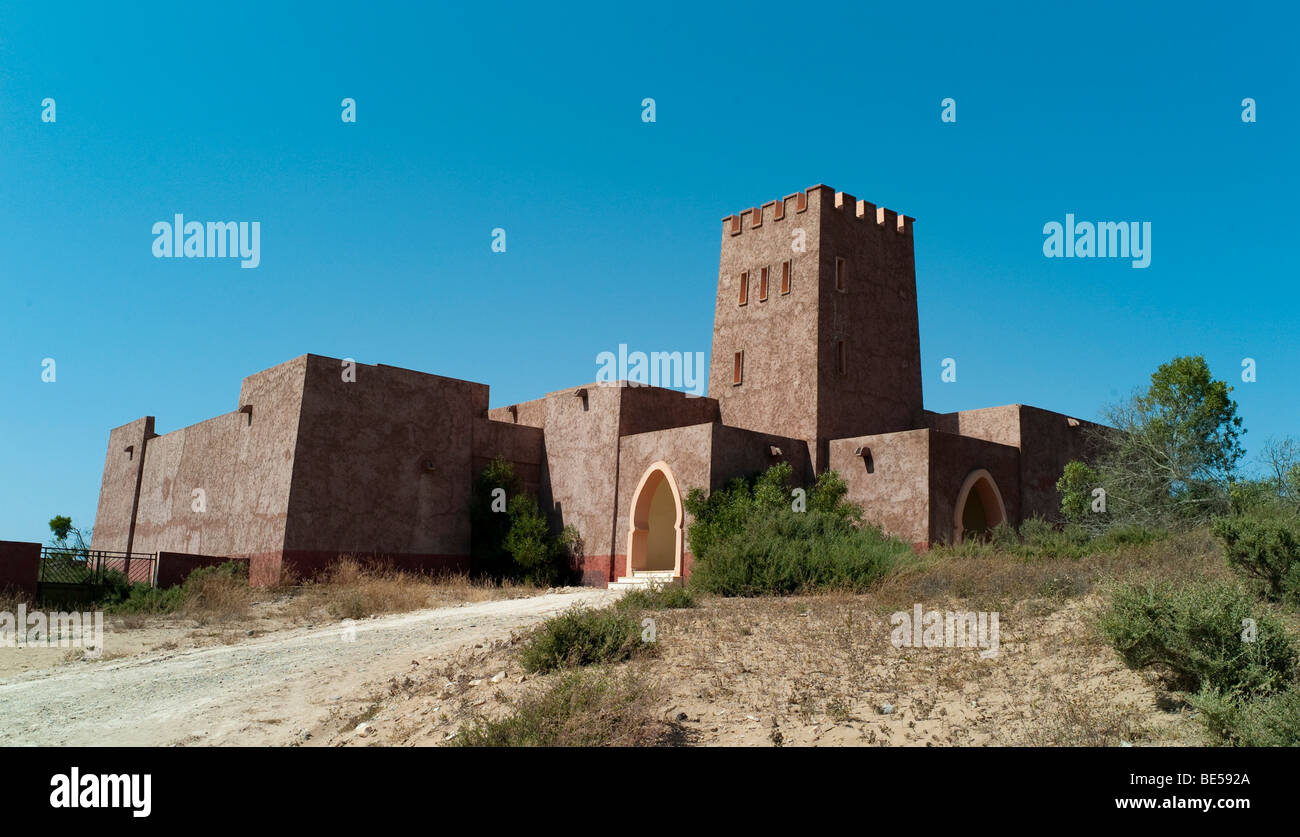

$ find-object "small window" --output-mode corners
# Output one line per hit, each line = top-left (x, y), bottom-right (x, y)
(835, 257), (846, 292)
(780, 260), (791, 294)
(836, 340), (847, 375)
(738, 271), (749, 306)
(759, 266), (769, 301)
(732, 350), (744, 386)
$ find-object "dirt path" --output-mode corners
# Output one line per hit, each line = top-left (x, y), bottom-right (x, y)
(0, 589), (613, 746)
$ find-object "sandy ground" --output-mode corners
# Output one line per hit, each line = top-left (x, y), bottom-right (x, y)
(0, 587), (1209, 747)
(339, 592), (1207, 747)
(0, 588), (613, 746)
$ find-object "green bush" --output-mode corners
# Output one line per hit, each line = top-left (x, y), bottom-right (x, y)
(1014, 518), (1091, 558)
(470, 456), (522, 579)
(471, 456), (577, 585)
(502, 495), (575, 587)
(1099, 580), (1296, 698)
(104, 561), (247, 615)
(615, 583), (695, 612)
(1057, 460), (1104, 526)
(943, 518), (1164, 561)
(1212, 515), (1300, 603)
(106, 583), (184, 614)
(518, 606), (645, 673)
(97, 569), (135, 606)
(683, 464), (862, 565)
(1095, 524), (1164, 550)
(1191, 684), (1300, 746)
(689, 508), (910, 596)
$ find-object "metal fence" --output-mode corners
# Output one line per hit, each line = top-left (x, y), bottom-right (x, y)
(38, 547), (157, 587)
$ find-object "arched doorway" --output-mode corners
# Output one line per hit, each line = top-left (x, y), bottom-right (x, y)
(627, 462), (684, 577)
(953, 469), (1007, 543)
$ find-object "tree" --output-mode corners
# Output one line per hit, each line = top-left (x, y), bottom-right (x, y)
(470, 456), (576, 585)
(1259, 438), (1300, 513)
(469, 456), (523, 579)
(1064, 355), (1245, 527)
(1057, 460), (1102, 527)
(48, 515), (90, 553)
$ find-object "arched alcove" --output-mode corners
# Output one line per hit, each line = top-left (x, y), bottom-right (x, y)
(953, 469), (1008, 543)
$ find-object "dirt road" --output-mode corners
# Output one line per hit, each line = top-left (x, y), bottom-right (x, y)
(0, 588), (613, 746)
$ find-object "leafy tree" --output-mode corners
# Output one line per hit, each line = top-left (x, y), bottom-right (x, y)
(503, 494), (567, 586)
(470, 456), (576, 585)
(48, 515), (90, 553)
(1063, 355), (1245, 528)
(1256, 438), (1300, 517)
(1057, 460), (1102, 527)
(470, 457), (523, 579)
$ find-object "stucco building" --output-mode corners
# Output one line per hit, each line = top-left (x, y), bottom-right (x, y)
(91, 184), (1101, 587)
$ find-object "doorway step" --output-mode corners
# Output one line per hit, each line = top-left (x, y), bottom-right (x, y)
(608, 570), (678, 591)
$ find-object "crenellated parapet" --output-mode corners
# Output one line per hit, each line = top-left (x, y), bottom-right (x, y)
(721, 184), (914, 237)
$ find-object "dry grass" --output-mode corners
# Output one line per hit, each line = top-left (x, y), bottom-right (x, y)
(596, 530), (1235, 745)
(870, 528), (1228, 615)
(451, 665), (679, 747)
(280, 558), (539, 623)
(0, 587), (34, 613)
(320, 530), (1238, 747)
(1020, 692), (1157, 746)
(179, 568), (256, 623)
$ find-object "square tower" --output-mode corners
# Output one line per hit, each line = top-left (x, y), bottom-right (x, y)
(709, 184), (924, 471)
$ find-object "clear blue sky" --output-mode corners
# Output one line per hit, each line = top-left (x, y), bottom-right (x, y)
(1, 1), (1296, 544)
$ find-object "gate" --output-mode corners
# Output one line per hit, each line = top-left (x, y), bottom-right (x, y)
(37, 547), (157, 603)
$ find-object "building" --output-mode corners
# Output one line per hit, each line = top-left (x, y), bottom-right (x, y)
(91, 184), (1102, 587)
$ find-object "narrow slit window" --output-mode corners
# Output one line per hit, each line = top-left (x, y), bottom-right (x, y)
(733, 350), (744, 385)
(837, 340), (847, 375)
(835, 257), (846, 292)
(738, 271), (749, 306)
(781, 260), (791, 294)
(759, 266), (769, 301)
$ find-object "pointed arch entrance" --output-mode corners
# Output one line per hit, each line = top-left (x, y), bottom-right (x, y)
(953, 469), (1007, 543)
(627, 461), (684, 577)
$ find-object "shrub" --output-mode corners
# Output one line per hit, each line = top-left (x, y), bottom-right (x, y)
(503, 495), (572, 587)
(615, 583), (695, 612)
(470, 456), (522, 579)
(1211, 515), (1300, 603)
(471, 456), (576, 585)
(1014, 518), (1091, 558)
(451, 668), (669, 747)
(105, 583), (184, 614)
(940, 518), (1164, 562)
(1099, 580), (1296, 698)
(106, 561), (249, 618)
(1191, 685), (1300, 746)
(98, 569), (136, 606)
(518, 606), (646, 673)
(1057, 460), (1104, 526)
(689, 509), (910, 596)
(684, 464), (862, 565)
(1095, 524), (1163, 550)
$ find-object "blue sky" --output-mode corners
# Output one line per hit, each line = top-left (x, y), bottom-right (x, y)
(1, 1), (1296, 544)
